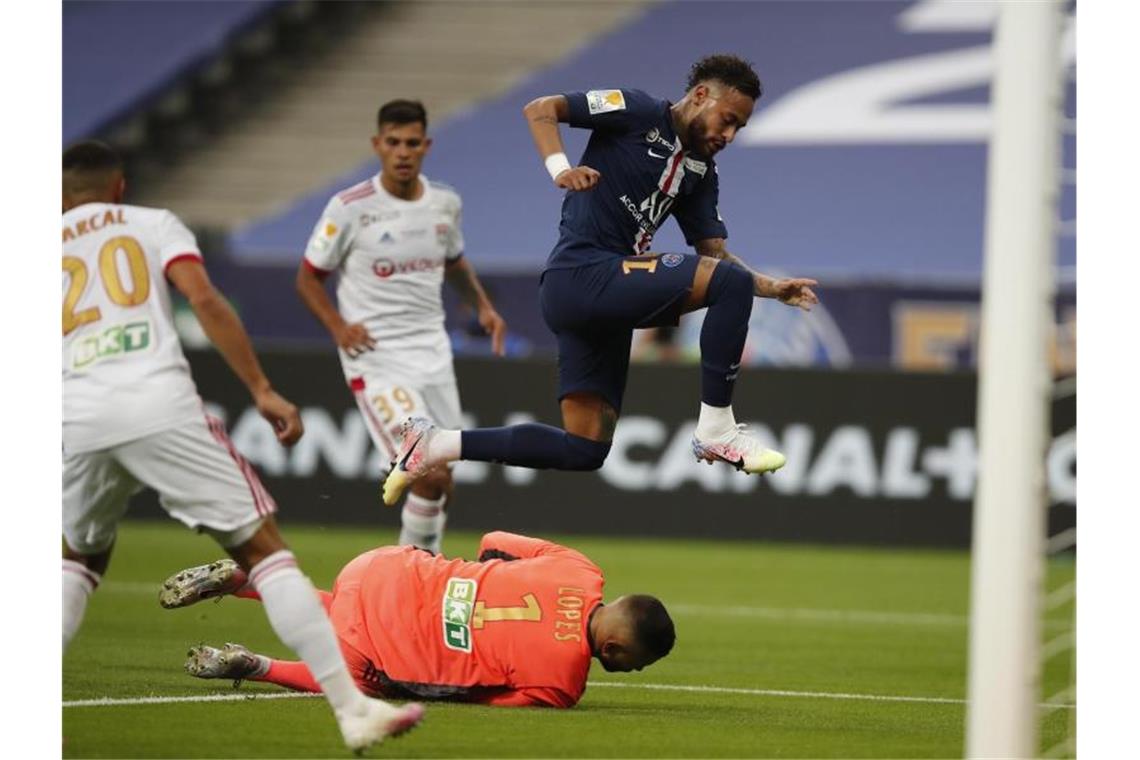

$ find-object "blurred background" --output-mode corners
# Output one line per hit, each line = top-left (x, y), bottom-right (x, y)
(63, 0), (1076, 547)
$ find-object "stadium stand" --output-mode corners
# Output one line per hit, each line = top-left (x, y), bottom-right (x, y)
(63, 0), (279, 144)
(130, 1), (653, 228)
(233, 0), (1075, 283)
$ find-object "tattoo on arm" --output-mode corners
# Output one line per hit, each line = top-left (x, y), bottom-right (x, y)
(531, 115), (558, 125)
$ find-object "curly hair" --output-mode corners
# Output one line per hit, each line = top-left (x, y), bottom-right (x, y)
(686, 54), (763, 101)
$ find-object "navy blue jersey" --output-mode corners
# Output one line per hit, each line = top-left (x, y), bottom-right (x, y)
(546, 88), (728, 270)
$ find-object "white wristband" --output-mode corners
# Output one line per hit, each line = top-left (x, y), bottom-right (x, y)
(544, 152), (572, 182)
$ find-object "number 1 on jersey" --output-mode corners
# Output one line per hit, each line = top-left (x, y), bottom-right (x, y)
(471, 593), (542, 629)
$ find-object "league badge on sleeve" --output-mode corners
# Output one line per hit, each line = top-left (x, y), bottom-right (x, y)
(587, 90), (626, 115)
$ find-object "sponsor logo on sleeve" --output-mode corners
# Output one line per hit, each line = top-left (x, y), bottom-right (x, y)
(683, 157), (708, 177)
(441, 578), (478, 653)
(310, 217), (340, 254)
(587, 89), (626, 115)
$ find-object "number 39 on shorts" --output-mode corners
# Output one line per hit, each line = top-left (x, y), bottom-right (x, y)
(370, 384), (422, 425)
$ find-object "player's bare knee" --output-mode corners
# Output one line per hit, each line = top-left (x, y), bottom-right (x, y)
(413, 467), (453, 500)
(225, 517), (288, 571)
(63, 539), (114, 576)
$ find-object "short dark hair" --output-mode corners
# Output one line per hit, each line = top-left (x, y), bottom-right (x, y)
(377, 99), (428, 131)
(628, 595), (675, 660)
(686, 54), (763, 101)
(63, 140), (123, 173)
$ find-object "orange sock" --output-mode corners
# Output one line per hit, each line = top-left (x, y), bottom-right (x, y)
(253, 660), (321, 693)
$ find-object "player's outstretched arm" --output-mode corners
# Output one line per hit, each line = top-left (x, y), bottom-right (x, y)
(694, 238), (819, 311)
(477, 532), (593, 566)
(444, 257), (507, 356)
(168, 259), (303, 445)
(295, 263), (376, 358)
(522, 95), (600, 192)
(478, 687), (577, 708)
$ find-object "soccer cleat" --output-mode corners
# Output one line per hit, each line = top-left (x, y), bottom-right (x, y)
(159, 559), (248, 609)
(382, 417), (439, 507)
(691, 425), (787, 475)
(338, 699), (426, 754)
(185, 642), (264, 688)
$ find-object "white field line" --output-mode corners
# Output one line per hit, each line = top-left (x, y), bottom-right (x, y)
(669, 603), (1073, 631)
(103, 582), (1073, 630)
(62, 682), (1075, 710)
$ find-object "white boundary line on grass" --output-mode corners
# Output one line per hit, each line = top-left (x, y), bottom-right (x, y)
(62, 682), (1075, 710)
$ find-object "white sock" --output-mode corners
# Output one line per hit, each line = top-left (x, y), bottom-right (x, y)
(426, 429), (462, 465)
(249, 551), (367, 716)
(63, 559), (100, 651)
(400, 493), (447, 553)
(695, 402), (737, 441)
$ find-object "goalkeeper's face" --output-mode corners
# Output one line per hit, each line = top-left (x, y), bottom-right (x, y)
(598, 642), (659, 673)
(594, 594), (674, 672)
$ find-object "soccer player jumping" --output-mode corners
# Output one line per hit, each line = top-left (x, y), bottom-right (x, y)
(383, 54), (818, 505)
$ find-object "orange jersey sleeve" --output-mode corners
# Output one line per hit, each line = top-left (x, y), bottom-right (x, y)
(477, 531), (595, 565)
(348, 540), (604, 707)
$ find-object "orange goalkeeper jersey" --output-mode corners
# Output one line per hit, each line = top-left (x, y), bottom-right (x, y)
(335, 532), (604, 708)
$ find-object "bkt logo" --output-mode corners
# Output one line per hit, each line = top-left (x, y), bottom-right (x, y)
(372, 258), (443, 279)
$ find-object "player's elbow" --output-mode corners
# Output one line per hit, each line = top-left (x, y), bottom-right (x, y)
(185, 284), (227, 316)
(523, 96), (558, 122)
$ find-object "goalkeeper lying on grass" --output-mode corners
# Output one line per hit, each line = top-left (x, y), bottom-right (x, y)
(163, 532), (674, 708)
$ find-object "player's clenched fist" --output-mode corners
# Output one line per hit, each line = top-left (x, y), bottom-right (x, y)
(555, 166), (601, 192)
(254, 388), (304, 446)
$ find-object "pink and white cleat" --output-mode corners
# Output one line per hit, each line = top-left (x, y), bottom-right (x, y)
(691, 425), (786, 475)
(338, 699), (426, 754)
(382, 417), (440, 507)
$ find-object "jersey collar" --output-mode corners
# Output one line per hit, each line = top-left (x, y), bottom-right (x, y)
(373, 173), (432, 205)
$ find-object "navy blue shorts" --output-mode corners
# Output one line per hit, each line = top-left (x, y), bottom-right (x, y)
(539, 252), (699, 413)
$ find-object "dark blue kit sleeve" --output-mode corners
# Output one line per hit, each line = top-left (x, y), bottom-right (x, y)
(563, 88), (659, 132)
(673, 165), (729, 244)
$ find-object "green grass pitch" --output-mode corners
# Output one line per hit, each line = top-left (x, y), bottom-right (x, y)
(63, 521), (1075, 758)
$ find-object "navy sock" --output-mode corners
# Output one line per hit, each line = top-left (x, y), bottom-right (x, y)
(700, 262), (753, 407)
(461, 424), (611, 471)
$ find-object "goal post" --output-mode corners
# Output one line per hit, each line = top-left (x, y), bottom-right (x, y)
(966, 1), (1065, 757)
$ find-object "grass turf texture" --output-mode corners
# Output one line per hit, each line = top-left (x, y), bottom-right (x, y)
(63, 521), (1075, 758)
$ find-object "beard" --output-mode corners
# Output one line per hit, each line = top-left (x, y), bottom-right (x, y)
(686, 115), (714, 159)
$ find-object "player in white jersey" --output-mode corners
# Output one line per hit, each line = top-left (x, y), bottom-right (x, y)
(296, 100), (506, 552)
(61, 142), (423, 751)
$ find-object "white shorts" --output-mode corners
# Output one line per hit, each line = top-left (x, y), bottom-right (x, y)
(348, 373), (462, 468)
(62, 414), (276, 555)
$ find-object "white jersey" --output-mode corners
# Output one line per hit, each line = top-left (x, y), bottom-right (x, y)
(62, 203), (204, 454)
(303, 174), (464, 386)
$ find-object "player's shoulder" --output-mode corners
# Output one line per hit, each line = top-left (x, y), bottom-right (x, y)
(584, 87), (664, 114)
(332, 177), (379, 208)
(427, 178), (462, 207)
